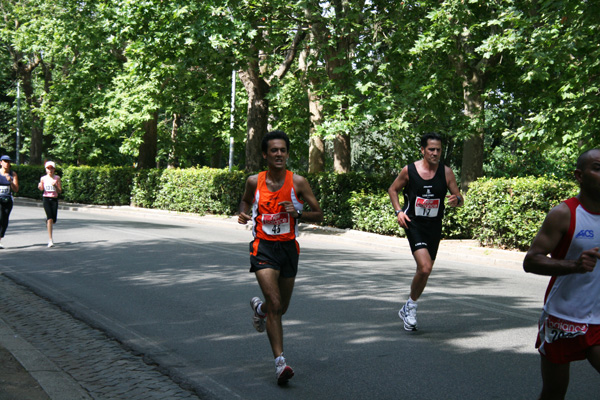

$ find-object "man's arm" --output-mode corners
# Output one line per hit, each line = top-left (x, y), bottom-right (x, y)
(445, 166), (462, 207)
(280, 175), (323, 223)
(523, 203), (599, 275)
(8, 172), (18, 193)
(388, 166), (411, 229)
(238, 175), (258, 225)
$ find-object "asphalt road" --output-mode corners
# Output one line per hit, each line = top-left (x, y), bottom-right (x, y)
(1, 201), (597, 399)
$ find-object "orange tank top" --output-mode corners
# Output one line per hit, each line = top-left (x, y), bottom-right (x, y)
(252, 170), (303, 241)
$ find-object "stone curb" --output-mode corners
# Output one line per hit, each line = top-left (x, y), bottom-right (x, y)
(0, 318), (92, 400)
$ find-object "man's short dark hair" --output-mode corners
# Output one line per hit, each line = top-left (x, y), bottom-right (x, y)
(262, 130), (290, 153)
(576, 148), (600, 170)
(420, 132), (443, 148)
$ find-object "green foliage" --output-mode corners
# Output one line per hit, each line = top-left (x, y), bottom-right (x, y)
(462, 177), (578, 250)
(11, 162), (583, 251)
(348, 191), (400, 236)
(343, 176), (578, 251)
(61, 166), (134, 205)
(151, 167), (246, 215)
(12, 164), (60, 199)
(130, 168), (163, 208)
(307, 172), (392, 229)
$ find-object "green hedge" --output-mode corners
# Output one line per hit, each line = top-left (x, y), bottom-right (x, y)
(12, 165), (56, 199)
(149, 167), (246, 215)
(61, 166), (134, 205)
(307, 172), (392, 229)
(349, 191), (399, 236)
(458, 177), (578, 250)
(11, 164), (580, 251)
(348, 176), (578, 251)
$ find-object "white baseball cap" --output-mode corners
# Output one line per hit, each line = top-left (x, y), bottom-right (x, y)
(45, 161), (56, 168)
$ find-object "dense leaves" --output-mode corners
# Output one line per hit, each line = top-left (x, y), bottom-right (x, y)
(1, 0), (598, 180)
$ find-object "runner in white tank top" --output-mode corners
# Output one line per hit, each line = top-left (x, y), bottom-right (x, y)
(38, 161), (62, 247)
(524, 148), (600, 400)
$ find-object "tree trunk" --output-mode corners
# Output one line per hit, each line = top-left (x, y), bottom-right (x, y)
(138, 111), (158, 168)
(308, 89), (325, 173)
(238, 26), (306, 172)
(239, 70), (270, 172)
(325, 39), (353, 173)
(167, 113), (179, 169)
(450, 23), (500, 192)
(333, 132), (351, 172)
(20, 71), (43, 165)
(299, 11), (326, 173)
(460, 70), (485, 192)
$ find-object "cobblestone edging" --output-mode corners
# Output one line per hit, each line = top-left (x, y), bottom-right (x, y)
(0, 274), (203, 400)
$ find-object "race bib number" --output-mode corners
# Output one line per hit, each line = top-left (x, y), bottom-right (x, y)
(544, 315), (588, 344)
(0, 186), (9, 195)
(261, 212), (291, 236)
(415, 197), (440, 217)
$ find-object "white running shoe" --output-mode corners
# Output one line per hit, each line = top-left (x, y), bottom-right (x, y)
(0, 241), (3, 249)
(48, 240), (54, 248)
(275, 354), (294, 385)
(399, 301), (418, 331)
(250, 297), (266, 332)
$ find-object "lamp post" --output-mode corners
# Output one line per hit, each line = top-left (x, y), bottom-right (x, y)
(16, 80), (21, 165)
(228, 70), (236, 171)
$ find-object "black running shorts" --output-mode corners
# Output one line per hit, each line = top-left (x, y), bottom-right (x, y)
(249, 239), (300, 278)
(405, 219), (443, 260)
(43, 197), (59, 223)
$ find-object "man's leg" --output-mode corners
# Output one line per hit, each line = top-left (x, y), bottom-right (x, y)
(539, 355), (570, 400)
(255, 268), (295, 358)
(586, 345), (600, 373)
(409, 248), (434, 301)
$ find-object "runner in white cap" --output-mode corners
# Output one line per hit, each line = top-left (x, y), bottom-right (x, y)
(38, 161), (62, 247)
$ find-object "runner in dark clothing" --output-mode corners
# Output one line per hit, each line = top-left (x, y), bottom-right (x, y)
(388, 133), (463, 331)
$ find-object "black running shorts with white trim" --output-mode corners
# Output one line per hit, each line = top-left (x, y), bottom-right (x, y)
(249, 239), (299, 278)
(405, 218), (442, 260)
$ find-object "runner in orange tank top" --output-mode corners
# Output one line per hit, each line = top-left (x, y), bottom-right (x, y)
(238, 130), (323, 385)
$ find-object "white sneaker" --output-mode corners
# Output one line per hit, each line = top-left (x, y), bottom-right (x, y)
(48, 240), (54, 248)
(0, 241), (3, 249)
(399, 301), (418, 331)
(250, 297), (266, 332)
(275, 354), (294, 385)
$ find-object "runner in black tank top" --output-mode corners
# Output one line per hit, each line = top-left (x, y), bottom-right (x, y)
(403, 161), (447, 222)
(0, 155), (19, 248)
(388, 133), (463, 331)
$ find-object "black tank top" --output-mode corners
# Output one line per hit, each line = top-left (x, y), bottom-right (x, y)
(402, 162), (448, 221)
(0, 172), (13, 199)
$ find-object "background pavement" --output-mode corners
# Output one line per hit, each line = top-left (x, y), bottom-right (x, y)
(1, 199), (527, 400)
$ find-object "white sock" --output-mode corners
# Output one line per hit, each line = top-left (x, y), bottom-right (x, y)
(407, 297), (417, 305)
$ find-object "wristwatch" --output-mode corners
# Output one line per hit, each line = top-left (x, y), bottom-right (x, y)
(296, 209), (303, 219)
(395, 210), (402, 216)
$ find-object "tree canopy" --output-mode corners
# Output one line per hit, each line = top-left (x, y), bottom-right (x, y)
(1, 0), (598, 183)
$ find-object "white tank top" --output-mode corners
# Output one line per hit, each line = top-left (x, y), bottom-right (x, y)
(543, 197), (600, 323)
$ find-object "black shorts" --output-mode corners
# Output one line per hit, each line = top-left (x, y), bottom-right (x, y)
(43, 197), (59, 223)
(405, 218), (442, 260)
(249, 239), (300, 278)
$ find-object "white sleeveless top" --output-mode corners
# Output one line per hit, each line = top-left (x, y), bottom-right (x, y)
(543, 197), (600, 323)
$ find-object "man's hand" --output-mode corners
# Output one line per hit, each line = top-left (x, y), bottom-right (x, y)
(278, 201), (299, 218)
(238, 211), (251, 225)
(446, 194), (462, 207)
(575, 247), (600, 273)
(395, 210), (411, 229)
